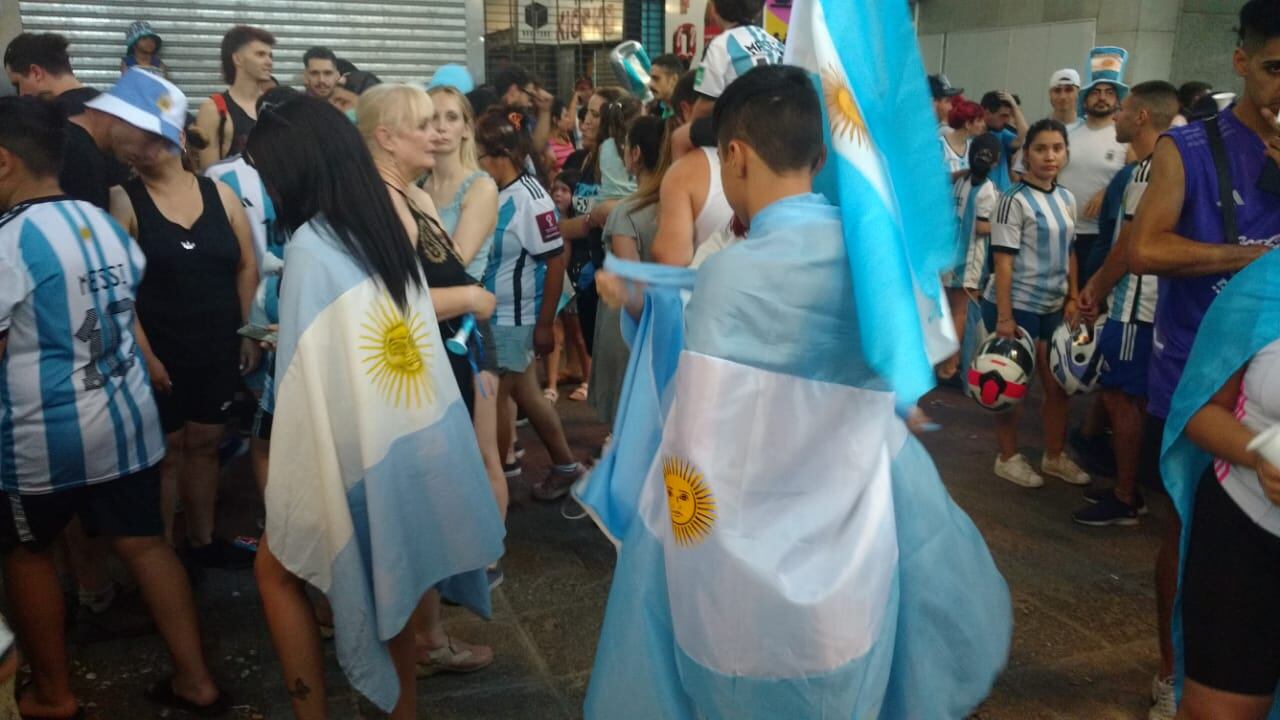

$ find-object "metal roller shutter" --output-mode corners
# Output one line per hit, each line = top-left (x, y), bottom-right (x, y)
(18, 0), (470, 102)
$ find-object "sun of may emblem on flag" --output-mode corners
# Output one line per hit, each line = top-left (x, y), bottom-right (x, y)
(821, 66), (869, 148)
(360, 297), (434, 408)
(662, 457), (716, 546)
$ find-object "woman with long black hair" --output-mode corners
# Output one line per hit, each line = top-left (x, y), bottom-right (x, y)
(246, 96), (503, 720)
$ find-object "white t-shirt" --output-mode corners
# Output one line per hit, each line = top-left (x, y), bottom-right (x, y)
(1058, 121), (1127, 235)
(484, 174), (564, 326)
(941, 135), (970, 176)
(1217, 338), (1280, 537)
(694, 25), (784, 99)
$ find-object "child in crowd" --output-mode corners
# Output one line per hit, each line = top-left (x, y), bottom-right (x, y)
(121, 21), (169, 78)
(940, 132), (1002, 380)
(982, 118), (1089, 489)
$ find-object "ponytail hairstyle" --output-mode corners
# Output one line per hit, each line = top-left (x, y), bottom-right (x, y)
(583, 86), (630, 181)
(628, 115), (668, 211)
(474, 108), (531, 179)
(244, 95), (423, 309)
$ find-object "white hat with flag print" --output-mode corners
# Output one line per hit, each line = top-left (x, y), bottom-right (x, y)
(1078, 46), (1128, 112)
(85, 68), (187, 151)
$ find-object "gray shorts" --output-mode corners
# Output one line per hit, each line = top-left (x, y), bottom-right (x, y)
(493, 324), (535, 374)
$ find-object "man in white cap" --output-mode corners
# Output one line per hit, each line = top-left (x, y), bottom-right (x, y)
(1058, 46), (1130, 286)
(59, 67), (186, 211)
(1049, 68), (1082, 128)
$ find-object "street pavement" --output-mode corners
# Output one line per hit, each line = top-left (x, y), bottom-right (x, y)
(16, 381), (1166, 719)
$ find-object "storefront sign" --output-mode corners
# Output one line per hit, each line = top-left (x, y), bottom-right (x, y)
(518, 0), (624, 45)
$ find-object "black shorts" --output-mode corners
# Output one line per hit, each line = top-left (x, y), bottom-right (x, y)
(1140, 414), (1166, 495)
(0, 464), (164, 552)
(154, 359), (240, 434)
(1181, 470), (1280, 696)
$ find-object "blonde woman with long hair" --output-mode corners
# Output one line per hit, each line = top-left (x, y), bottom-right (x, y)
(422, 85), (510, 551)
(357, 83), (500, 681)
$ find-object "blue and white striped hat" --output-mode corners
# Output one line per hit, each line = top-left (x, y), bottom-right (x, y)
(85, 68), (187, 150)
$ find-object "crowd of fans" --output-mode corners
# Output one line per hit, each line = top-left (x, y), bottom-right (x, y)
(0, 0), (1277, 717)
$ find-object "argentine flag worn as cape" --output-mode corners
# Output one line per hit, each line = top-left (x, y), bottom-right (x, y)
(1161, 249), (1280, 718)
(268, 219), (505, 711)
(579, 195), (1010, 719)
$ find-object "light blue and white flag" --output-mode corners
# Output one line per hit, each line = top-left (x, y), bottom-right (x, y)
(267, 218), (505, 712)
(582, 194), (1010, 719)
(785, 0), (958, 412)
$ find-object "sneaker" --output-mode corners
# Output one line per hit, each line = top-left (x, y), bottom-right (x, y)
(514, 442), (526, 460)
(1072, 492), (1140, 526)
(1041, 453), (1091, 486)
(503, 461), (522, 478)
(416, 635), (495, 677)
(994, 454), (1044, 488)
(1083, 487), (1149, 515)
(532, 463), (586, 501)
(486, 565), (504, 590)
(1149, 674), (1176, 720)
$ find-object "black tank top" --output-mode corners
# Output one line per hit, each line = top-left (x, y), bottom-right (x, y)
(218, 91), (255, 159)
(127, 175), (242, 367)
(396, 187), (483, 415)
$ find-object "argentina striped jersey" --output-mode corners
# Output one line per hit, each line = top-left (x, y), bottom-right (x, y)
(0, 198), (164, 494)
(484, 175), (564, 326)
(947, 176), (997, 290)
(984, 182), (1077, 314)
(694, 25), (785, 99)
(1107, 158), (1157, 324)
(204, 156), (281, 278)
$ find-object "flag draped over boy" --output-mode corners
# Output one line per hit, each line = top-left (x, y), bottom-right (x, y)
(576, 36), (1010, 719)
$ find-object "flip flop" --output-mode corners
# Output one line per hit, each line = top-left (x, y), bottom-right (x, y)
(145, 677), (231, 718)
(569, 382), (589, 402)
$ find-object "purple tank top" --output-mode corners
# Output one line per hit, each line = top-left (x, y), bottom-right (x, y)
(1148, 109), (1280, 419)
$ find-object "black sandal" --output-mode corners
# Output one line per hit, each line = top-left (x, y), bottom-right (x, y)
(144, 677), (230, 718)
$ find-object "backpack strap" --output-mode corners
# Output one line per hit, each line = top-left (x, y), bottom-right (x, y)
(210, 92), (230, 160)
(1204, 115), (1238, 245)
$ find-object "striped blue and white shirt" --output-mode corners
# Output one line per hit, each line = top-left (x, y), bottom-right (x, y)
(984, 182), (1077, 314)
(1107, 158), (1157, 324)
(204, 156), (280, 278)
(694, 25), (785, 99)
(946, 176), (998, 290)
(484, 175), (564, 327)
(0, 197), (164, 495)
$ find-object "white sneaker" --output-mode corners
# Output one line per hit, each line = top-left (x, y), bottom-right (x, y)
(995, 454), (1044, 488)
(1149, 674), (1176, 720)
(1041, 453), (1091, 486)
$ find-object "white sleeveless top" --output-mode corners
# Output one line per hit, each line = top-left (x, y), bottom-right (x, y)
(693, 147), (735, 253)
(1217, 338), (1280, 537)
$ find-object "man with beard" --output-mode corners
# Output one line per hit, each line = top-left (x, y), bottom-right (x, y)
(302, 46), (338, 100)
(1059, 47), (1130, 285)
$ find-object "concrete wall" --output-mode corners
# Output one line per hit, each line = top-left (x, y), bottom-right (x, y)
(1171, 0), (1245, 93)
(917, 0), (1247, 102)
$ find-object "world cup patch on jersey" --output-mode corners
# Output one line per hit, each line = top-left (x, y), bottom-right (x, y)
(535, 211), (561, 244)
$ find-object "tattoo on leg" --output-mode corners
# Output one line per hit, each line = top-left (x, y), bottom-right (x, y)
(288, 679), (311, 700)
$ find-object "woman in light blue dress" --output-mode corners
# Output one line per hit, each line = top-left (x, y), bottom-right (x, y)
(423, 86), (508, 528)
